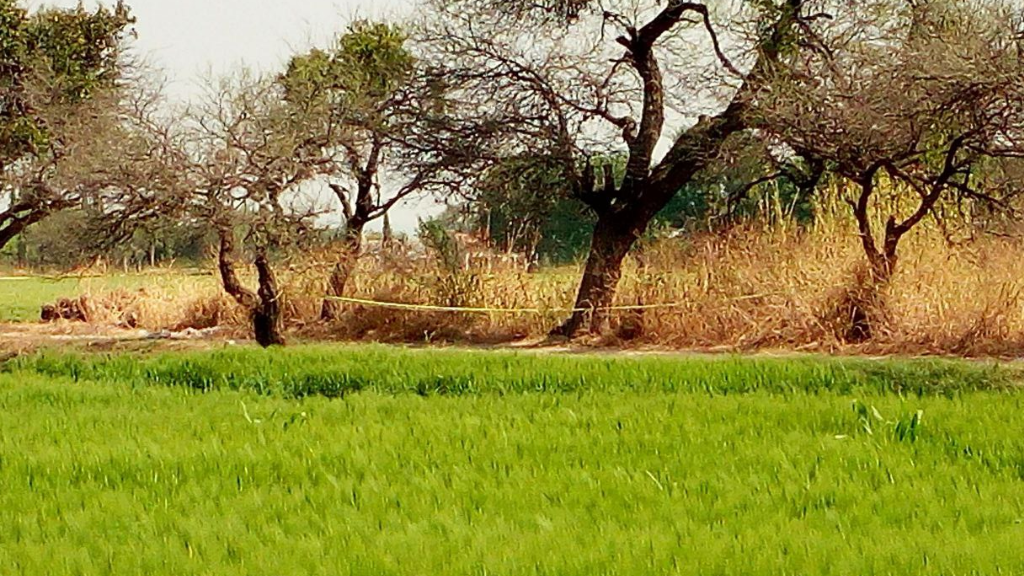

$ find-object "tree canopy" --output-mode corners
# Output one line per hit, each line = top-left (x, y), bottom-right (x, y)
(0, 0), (136, 251)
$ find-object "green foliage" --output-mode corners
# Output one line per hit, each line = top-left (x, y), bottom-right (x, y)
(535, 197), (595, 264)
(472, 142), (819, 264)
(0, 0), (133, 165)
(473, 155), (585, 263)
(23, 1), (132, 100)
(417, 219), (462, 272)
(335, 20), (412, 99)
(0, 0), (38, 159)
(2, 346), (1024, 574)
(280, 20), (413, 117)
(4, 209), (214, 270)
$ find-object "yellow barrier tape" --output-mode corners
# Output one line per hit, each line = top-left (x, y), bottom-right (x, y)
(325, 295), (688, 314)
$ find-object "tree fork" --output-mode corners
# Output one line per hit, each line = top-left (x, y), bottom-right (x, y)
(216, 228), (285, 347)
(551, 0), (804, 337)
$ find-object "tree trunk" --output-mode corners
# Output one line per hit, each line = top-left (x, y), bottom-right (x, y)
(845, 189), (899, 343)
(320, 222), (365, 321)
(876, 216), (906, 284)
(216, 228), (285, 347)
(551, 214), (639, 337)
(217, 229), (254, 308)
(253, 251), (286, 347)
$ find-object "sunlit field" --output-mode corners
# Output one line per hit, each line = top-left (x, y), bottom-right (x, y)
(2, 345), (1024, 575)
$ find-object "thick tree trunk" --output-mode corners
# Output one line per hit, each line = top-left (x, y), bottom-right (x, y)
(868, 250), (897, 286)
(216, 228), (285, 347)
(551, 214), (639, 337)
(253, 251), (286, 347)
(320, 222), (365, 321)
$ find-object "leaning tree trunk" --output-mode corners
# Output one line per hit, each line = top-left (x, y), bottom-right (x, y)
(0, 208), (48, 254)
(320, 223), (365, 321)
(551, 214), (640, 337)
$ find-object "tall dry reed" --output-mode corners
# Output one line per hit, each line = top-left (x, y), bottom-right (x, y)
(59, 182), (1024, 356)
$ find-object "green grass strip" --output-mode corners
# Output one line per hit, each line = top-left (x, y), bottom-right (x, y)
(5, 344), (1019, 398)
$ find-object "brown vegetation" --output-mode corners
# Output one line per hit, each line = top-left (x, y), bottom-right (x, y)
(303, 219), (1024, 357)
(44, 192), (1024, 358)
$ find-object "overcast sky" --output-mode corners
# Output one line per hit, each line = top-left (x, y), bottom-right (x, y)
(27, 0), (445, 233)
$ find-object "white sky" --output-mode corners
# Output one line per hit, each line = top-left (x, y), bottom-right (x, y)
(27, 0), (446, 233)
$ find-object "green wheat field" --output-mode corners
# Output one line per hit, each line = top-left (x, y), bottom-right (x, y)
(2, 345), (1024, 575)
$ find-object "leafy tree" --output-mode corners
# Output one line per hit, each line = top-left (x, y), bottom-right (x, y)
(533, 197), (596, 264)
(471, 155), (581, 263)
(282, 20), (488, 320)
(0, 0), (135, 250)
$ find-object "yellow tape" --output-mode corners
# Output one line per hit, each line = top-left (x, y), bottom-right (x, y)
(325, 295), (687, 314)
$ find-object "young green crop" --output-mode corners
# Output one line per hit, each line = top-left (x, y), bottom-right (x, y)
(1, 346), (1023, 575)
(10, 343), (1018, 397)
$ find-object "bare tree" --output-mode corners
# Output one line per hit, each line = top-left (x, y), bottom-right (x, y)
(758, 0), (1024, 339)
(419, 0), (820, 335)
(185, 72), (327, 347)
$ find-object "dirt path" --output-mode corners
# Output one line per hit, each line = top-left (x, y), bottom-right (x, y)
(0, 322), (754, 359)
(0, 321), (1014, 364)
(0, 323), (236, 357)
